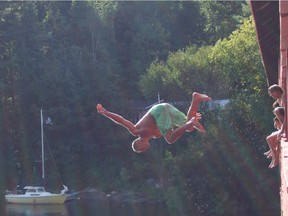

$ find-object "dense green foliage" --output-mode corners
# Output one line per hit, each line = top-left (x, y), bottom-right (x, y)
(0, 1), (279, 215)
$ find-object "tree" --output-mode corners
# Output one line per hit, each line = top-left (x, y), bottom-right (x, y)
(140, 17), (279, 215)
(200, 1), (250, 44)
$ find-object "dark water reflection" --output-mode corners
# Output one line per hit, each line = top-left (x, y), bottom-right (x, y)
(6, 199), (170, 216)
(6, 203), (68, 215)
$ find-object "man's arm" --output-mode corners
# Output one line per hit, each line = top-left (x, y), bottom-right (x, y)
(97, 104), (138, 136)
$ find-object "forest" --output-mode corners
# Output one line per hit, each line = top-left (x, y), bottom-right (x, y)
(0, 1), (280, 215)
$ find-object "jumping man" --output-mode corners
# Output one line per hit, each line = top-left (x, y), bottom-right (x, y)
(97, 92), (211, 153)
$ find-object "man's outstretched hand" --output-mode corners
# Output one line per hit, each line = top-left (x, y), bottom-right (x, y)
(96, 104), (106, 114)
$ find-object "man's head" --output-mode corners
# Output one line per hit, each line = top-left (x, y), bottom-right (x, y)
(268, 84), (284, 99)
(132, 137), (150, 153)
(273, 106), (285, 122)
(273, 117), (282, 130)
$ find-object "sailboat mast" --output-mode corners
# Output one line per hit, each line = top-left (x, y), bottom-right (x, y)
(40, 109), (45, 184)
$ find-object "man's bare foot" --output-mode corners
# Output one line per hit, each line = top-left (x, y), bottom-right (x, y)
(194, 126), (205, 133)
(264, 150), (271, 156)
(192, 92), (212, 102)
(269, 158), (279, 168)
(96, 104), (106, 114)
(264, 150), (273, 158)
(195, 112), (202, 120)
(187, 117), (205, 133)
(267, 152), (273, 159)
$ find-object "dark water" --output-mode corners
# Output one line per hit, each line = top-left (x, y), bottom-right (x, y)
(6, 199), (170, 216)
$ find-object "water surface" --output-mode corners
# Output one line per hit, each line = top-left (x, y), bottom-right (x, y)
(6, 199), (170, 216)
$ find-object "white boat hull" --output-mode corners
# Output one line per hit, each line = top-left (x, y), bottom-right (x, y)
(5, 194), (68, 204)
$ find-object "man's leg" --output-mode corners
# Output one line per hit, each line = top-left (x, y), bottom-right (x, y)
(264, 131), (278, 158)
(164, 117), (205, 144)
(187, 92), (211, 120)
(97, 104), (137, 135)
(266, 133), (279, 168)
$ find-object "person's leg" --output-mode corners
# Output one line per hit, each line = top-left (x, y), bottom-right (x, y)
(164, 117), (205, 144)
(264, 131), (278, 158)
(187, 92), (211, 120)
(269, 149), (279, 168)
(97, 104), (138, 135)
(266, 132), (280, 168)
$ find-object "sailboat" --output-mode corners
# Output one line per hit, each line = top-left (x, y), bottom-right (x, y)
(5, 110), (68, 204)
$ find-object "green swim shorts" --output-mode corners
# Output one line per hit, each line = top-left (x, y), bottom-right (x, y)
(149, 103), (187, 136)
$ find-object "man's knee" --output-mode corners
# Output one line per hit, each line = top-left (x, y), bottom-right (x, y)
(165, 138), (174, 144)
(267, 133), (277, 143)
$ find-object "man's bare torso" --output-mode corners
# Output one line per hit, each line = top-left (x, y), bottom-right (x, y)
(135, 112), (162, 138)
